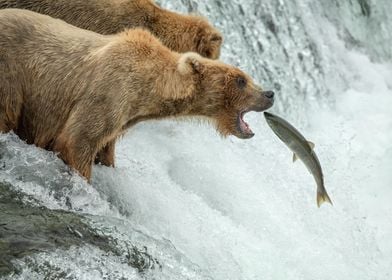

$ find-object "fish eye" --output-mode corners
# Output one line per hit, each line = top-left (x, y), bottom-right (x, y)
(236, 76), (247, 89)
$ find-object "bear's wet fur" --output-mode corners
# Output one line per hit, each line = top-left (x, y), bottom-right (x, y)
(0, 9), (273, 180)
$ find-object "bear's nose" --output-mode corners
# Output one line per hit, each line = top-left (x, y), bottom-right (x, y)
(263, 90), (274, 99)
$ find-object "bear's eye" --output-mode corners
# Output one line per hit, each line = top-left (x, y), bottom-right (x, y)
(211, 35), (222, 42)
(236, 76), (247, 89)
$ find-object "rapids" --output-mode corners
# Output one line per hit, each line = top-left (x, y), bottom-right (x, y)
(1, 0), (391, 279)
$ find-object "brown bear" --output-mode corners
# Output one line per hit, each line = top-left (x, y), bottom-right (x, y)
(0, 9), (274, 180)
(0, 0), (222, 59)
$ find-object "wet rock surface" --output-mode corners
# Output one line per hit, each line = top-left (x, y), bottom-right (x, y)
(0, 182), (159, 278)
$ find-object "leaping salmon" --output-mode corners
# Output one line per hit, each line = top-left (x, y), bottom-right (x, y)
(264, 112), (332, 207)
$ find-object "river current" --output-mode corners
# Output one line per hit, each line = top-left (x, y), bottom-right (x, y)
(1, 0), (391, 279)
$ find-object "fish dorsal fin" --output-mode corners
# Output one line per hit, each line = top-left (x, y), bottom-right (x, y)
(293, 153), (298, 162)
(307, 141), (315, 150)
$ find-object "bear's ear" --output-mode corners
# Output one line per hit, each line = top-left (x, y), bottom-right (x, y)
(178, 52), (203, 75)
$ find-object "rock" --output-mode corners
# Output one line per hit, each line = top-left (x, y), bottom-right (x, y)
(0, 182), (160, 277)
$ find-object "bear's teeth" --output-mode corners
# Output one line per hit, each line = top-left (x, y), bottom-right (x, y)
(240, 112), (252, 134)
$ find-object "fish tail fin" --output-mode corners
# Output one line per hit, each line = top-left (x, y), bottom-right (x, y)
(317, 188), (333, 208)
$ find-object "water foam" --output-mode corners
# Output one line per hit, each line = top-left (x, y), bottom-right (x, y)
(1, 0), (391, 279)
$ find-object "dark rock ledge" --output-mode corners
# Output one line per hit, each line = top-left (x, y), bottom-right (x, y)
(0, 182), (160, 278)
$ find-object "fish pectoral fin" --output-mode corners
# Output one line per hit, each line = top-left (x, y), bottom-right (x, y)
(292, 153), (298, 162)
(307, 141), (315, 150)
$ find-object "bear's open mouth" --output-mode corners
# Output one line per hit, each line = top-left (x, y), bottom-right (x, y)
(236, 110), (255, 139)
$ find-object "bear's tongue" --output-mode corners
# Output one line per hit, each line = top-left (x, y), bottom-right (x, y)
(239, 111), (253, 135)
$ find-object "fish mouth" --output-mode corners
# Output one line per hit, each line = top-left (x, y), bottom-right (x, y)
(236, 110), (255, 139)
(263, 111), (279, 126)
(264, 111), (275, 119)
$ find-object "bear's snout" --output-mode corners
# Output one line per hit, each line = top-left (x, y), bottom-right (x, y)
(263, 90), (274, 99)
(248, 89), (274, 112)
(260, 90), (275, 108)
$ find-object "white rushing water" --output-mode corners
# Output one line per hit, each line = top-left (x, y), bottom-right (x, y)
(1, 0), (391, 279)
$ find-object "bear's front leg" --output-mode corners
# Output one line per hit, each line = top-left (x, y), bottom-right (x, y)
(53, 101), (120, 181)
(53, 133), (98, 181)
(95, 140), (116, 167)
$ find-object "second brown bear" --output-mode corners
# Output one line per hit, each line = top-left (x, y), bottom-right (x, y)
(0, 0), (222, 59)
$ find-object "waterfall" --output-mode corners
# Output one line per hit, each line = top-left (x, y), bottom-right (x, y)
(1, 1), (391, 279)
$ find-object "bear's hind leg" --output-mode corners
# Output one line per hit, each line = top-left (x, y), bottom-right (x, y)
(0, 99), (22, 133)
(0, 60), (23, 133)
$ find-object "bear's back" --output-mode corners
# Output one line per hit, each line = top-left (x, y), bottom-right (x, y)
(0, 9), (108, 57)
